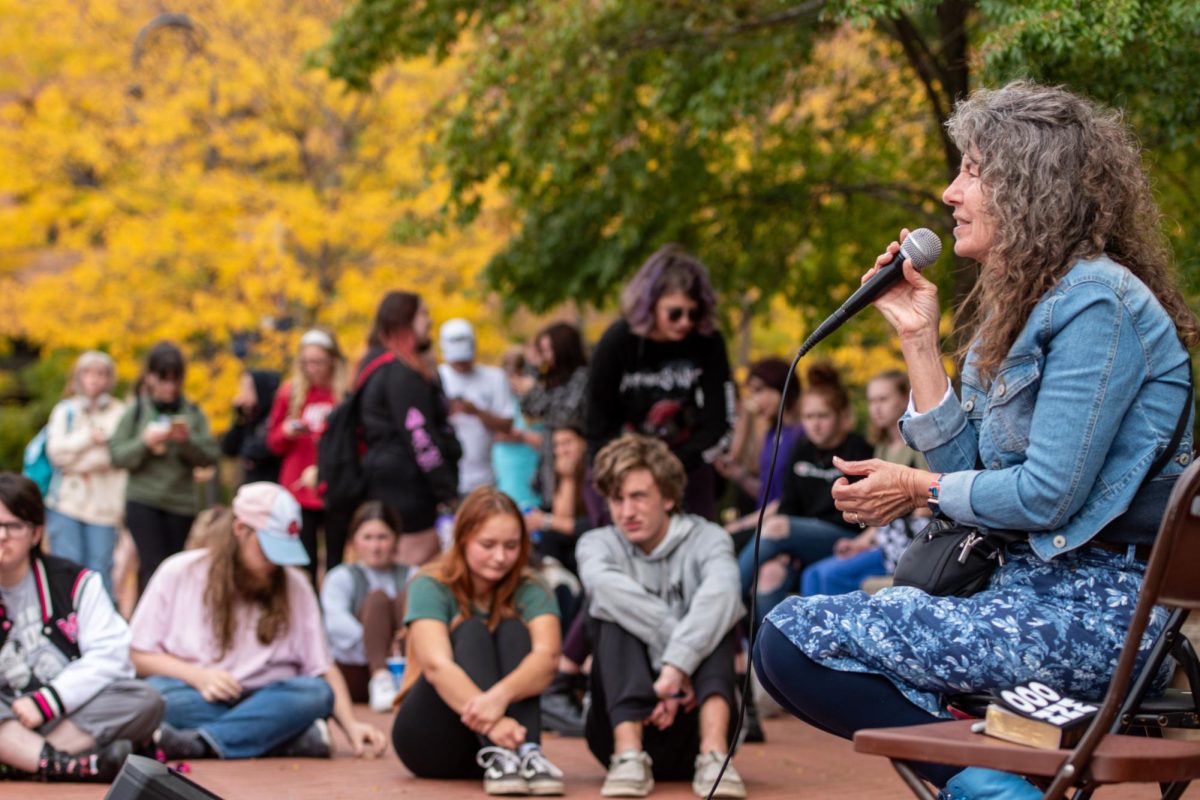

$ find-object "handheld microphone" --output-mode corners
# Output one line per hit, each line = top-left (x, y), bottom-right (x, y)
(799, 227), (943, 355)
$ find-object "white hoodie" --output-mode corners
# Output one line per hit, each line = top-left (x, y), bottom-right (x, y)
(577, 513), (744, 676)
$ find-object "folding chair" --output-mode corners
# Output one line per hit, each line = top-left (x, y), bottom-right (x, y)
(853, 458), (1200, 800)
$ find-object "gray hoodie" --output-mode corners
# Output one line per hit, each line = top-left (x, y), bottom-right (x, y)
(577, 513), (744, 676)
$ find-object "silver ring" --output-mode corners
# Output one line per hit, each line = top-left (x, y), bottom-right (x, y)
(854, 512), (866, 529)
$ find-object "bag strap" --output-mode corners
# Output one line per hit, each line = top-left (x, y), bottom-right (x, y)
(1146, 372), (1193, 480)
(355, 352), (397, 393)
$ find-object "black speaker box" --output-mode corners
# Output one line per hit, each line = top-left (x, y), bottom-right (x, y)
(103, 755), (225, 800)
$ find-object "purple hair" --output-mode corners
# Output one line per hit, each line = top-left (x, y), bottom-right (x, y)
(619, 245), (719, 337)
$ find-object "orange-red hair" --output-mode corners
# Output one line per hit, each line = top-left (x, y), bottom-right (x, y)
(422, 487), (532, 630)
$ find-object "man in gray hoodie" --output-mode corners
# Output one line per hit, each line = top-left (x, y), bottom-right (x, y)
(577, 434), (746, 799)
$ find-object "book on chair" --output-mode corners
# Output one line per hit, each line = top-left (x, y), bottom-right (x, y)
(982, 681), (1099, 749)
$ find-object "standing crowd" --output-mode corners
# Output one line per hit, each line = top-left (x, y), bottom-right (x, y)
(3, 81), (1194, 800)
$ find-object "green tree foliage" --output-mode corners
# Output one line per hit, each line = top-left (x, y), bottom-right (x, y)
(319, 0), (1200, 332)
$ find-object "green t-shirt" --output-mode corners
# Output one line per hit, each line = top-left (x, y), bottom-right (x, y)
(404, 573), (559, 626)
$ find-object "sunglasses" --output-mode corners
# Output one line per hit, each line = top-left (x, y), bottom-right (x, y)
(665, 306), (702, 323)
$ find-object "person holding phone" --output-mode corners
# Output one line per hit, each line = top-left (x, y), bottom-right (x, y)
(267, 329), (350, 584)
(110, 342), (220, 594)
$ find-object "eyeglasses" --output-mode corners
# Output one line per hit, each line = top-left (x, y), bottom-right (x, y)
(665, 306), (701, 323)
(0, 520), (32, 537)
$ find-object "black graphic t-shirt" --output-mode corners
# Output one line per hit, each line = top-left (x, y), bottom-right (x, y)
(586, 319), (734, 472)
(777, 433), (874, 529)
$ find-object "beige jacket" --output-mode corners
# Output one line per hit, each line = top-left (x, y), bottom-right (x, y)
(45, 396), (128, 526)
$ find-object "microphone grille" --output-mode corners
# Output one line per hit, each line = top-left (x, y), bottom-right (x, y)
(900, 228), (943, 270)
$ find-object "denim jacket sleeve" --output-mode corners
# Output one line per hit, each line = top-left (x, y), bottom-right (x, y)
(901, 278), (1151, 533)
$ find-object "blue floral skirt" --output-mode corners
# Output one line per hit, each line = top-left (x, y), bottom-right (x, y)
(765, 542), (1169, 717)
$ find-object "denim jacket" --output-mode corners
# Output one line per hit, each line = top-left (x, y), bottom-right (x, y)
(900, 256), (1194, 561)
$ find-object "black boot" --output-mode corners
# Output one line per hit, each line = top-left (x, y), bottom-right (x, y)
(540, 672), (585, 737)
(35, 739), (132, 782)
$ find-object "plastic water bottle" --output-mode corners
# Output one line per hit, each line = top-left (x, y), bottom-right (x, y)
(436, 512), (455, 551)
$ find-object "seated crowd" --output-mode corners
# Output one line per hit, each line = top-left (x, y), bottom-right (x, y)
(9, 262), (930, 798)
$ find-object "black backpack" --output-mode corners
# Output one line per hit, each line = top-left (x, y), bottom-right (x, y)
(316, 351), (395, 512)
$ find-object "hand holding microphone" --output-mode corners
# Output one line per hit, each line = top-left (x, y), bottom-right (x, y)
(868, 228), (944, 342)
(799, 227), (942, 355)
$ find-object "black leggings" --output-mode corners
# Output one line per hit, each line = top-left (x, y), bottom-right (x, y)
(752, 622), (957, 787)
(126, 500), (194, 594)
(392, 618), (540, 779)
(299, 508), (351, 584)
(585, 618), (738, 781)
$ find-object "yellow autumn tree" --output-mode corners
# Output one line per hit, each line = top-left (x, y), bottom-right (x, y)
(0, 0), (515, 431)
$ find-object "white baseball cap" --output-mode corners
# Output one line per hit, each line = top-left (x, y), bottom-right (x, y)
(232, 482), (309, 566)
(439, 318), (476, 363)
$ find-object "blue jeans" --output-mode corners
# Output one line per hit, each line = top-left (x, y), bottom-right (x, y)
(147, 675), (334, 759)
(46, 509), (116, 595)
(738, 516), (851, 614)
(800, 547), (887, 596)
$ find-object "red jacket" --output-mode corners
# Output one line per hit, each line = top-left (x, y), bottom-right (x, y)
(266, 383), (337, 510)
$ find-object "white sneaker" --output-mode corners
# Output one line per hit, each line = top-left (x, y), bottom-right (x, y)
(368, 670), (397, 713)
(520, 746), (565, 796)
(602, 749), (653, 797)
(476, 746), (528, 796)
(692, 751), (746, 799)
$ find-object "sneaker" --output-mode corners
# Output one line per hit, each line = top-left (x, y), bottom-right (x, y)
(34, 739), (132, 782)
(476, 745), (527, 796)
(154, 723), (208, 760)
(692, 751), (746, 799)
(520, 746), (565, 796)
(271, 719), (333, 759)
(601, 749), (653, 797)
(368, 669), (398, 713)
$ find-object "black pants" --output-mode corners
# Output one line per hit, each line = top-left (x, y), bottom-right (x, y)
(753, 622), (955, 787)
(126, 500), (194, 594)
(585, 618), (738, 780)
(299, 508), (351, 584)
(392, 618), (540, 779)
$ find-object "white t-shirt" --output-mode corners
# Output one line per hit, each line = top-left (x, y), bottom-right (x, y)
(438, 363), (515, 494)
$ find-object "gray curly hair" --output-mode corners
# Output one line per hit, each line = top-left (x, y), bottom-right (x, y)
(947, 81), (1198, 380)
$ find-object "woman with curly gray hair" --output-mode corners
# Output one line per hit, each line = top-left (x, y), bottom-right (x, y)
(753, 82), (1198, 795)
(585, 245), (735, 521)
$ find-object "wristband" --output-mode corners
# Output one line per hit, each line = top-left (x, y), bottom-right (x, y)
(927, 473), (945, 514)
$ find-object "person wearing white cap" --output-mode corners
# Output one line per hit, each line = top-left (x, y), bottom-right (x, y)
(438, 319), (517, 495)
(129, 482), (387, 761)
(266, 328), (351, 584)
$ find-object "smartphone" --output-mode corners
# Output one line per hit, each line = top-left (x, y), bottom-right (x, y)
(170, 417), (188, 434)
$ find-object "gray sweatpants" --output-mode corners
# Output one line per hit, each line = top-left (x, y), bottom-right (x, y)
(0, 680), (164, 747)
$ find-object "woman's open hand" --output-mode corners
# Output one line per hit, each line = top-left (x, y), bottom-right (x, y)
(830, 456), (933, 527)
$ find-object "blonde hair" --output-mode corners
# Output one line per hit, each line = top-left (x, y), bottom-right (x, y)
(592, 434), (686, 510)
(64, 351), (116, 399)
(287, 328), (350, 418)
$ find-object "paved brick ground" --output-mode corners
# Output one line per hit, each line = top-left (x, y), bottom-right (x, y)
(18, 708), (1200, 798)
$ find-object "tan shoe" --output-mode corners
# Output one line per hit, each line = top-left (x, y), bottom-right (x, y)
(602, 749), (654, 797)
(692, 751), (747, 798)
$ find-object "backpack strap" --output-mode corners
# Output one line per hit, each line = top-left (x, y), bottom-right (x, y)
(348, 563), (369, 616)
(355, 352), (397, 392)
(1146, 374), (1193, 481)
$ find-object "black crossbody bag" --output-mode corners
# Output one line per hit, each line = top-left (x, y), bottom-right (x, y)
(892, 379), (1193, 597)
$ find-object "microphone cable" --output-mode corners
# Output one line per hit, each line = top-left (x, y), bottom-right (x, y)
(704, 345), (804, 799)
